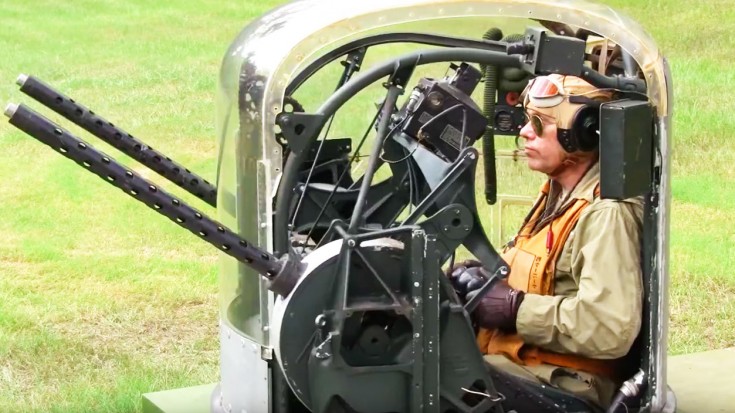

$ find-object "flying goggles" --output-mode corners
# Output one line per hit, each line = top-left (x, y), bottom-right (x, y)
(524, 75), (606, 107)
(522, 75), (607, 137)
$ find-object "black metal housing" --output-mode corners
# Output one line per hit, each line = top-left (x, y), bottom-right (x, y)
(401, 74), (487, 162)
(520, 27), (587, 76)
(599, 99), (654, 199)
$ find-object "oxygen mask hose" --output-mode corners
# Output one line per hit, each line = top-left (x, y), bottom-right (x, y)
(481, 27), (503, 205)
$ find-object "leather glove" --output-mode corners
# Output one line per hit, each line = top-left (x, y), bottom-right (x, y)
(471, 280), (525, 333)
(445, 259), (482, 300)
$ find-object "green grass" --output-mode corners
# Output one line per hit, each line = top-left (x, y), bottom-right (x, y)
(0, 1), (279, 412)
(0, 0), (733, 412)
(603, 0), (735, 354)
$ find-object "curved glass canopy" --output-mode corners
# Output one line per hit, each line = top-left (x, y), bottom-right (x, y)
(215, 0), (672, 410)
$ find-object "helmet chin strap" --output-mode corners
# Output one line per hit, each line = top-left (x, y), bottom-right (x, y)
(548, 157), (576, 180)
(547, 155), (597, 194)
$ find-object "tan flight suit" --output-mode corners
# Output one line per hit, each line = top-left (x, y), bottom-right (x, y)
(480, 162), (644, 408)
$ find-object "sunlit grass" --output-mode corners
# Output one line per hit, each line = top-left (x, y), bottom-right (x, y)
(0, 1), (279, 412)
(0, 0), (732, 412)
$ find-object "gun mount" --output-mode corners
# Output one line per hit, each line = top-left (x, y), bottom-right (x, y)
(5, 2), (674, 412)
(6, 59), (517, 411)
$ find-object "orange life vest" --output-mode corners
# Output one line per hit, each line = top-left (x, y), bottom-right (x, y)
(476, 180), (624, 380)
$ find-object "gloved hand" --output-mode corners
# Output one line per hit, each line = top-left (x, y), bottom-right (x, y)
(445, 259), (482, 300)
(472, 281), (525, 333)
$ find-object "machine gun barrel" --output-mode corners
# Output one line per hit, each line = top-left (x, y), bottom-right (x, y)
(15, 74), (217, 207)
(4, 103), (301, 295)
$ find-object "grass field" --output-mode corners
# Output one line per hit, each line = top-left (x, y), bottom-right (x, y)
(0, 0), (733, 412)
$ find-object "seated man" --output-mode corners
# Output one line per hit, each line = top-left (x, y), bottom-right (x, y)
(449, 74), (644, 409)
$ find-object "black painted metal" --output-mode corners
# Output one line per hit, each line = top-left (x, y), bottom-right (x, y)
(17, 75), (218, 207)
(6, 103), (287, 281)
(417, 204), (474, 265)
(581, 68), (646, 93)
(410, 230), (427, 412)
(348, 84), (403, 233)
(277, 220), (504, 412)
(400, 145), (509, 285)
(290, 122), (418, 253)
(288, 49), (366, 244)
(277, 113), (327, 157)
(274, 47), (525, 254)
(414, 232), (442, 412)
(402, 149), (476, 225)
(292, 178), (410, 239)
(337, 48), (367, 89)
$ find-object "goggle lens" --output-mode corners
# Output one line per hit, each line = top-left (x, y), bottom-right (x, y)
(528, 77), (562, 98)
(525, 113), (546, 137)
(524, 76), (566, 108)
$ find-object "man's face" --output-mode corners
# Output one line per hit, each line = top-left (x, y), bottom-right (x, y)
(519, 109), (567, 175)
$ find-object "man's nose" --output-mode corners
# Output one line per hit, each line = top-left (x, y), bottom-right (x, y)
(519, 121), (535, 140)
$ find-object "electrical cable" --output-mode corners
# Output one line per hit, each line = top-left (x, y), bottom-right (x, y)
(289, 114), (337, 229)
(299, 109), (381, 253)
(416, 103), (463, 137)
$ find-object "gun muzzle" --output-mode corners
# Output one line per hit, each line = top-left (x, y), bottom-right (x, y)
(4, 102), (302, 296)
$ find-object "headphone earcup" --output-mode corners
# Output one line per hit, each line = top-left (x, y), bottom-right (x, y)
(572, 105), (600, 152)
